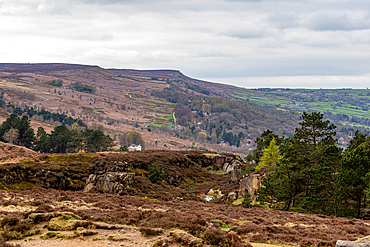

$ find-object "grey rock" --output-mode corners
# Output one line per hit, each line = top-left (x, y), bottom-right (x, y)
(228, 192), (237, 201)
(336, 236), (370, 247)
(223, 162), (230, 172)
(239, 174), (264, 200)
(83, 172), (135, 195)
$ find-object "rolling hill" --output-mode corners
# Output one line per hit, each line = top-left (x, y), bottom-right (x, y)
(0, 63), (368, 153)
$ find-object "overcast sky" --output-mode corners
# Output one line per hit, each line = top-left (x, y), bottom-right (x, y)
(1, 0), (370, 88)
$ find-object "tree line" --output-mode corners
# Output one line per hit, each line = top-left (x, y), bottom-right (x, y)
(0, 114), (113, 153)
(254, 111), (370, 218)
(3, 102), (86, 128)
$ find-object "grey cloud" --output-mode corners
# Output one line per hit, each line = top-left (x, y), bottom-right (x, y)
(306, 12), (370, 31)
(221, 27), (270, 39)
(268, 12), (300, 29)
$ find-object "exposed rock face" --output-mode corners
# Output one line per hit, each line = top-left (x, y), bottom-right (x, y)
(214, 156), (226, 170)
(336, 236), (370, 247)
(84, 172), (135, 195)
(223, 160), (241, 172)
(239, 173), (264, 200)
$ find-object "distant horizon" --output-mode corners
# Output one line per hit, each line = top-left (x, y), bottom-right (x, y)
(1, 61), (369, 90)
(1, 1), (370, 89)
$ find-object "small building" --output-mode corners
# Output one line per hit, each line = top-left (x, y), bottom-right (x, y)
(128, 144), (141, 151)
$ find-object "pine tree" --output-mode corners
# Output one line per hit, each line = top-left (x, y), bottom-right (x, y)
(257, 112), (338, 213)
(50, 125), (70, 153)
(34, 127), (50, 153)
(337, 133), (370, 218)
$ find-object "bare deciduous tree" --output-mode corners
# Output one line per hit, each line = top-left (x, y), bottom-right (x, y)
(3, 128), (19, 144)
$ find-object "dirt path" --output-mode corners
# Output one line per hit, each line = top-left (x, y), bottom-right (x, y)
(32, 94), (48, 105)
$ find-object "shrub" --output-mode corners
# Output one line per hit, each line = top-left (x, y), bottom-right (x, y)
(0, 217), (19, 229)
(148, 163), (163, 184)
(241, 193), (252, 208)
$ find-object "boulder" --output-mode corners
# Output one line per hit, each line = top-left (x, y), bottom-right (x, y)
(239, 174), (264, 200)
(336, 236), (370, 247)
(228, 192), (237, 201)
(83, 172), (135, 194)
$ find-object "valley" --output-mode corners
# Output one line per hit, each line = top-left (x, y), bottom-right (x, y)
(1, 63), (370, 247)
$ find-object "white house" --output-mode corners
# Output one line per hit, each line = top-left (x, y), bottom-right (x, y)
(128, 144), (141, 151)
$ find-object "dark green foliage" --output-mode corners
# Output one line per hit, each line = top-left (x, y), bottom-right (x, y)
(49, 125), (70, 153)
(45, 79), (63, 87)
(67, 129), (83, 153)
(70, 82), (96, 94)
(303, 145), (342, 215)
(83, 129), (114, 152)
(0, 114), (35, 148)
(119, 145), (128, 151)
(148, 164), (163, 184)
(221, 130), (240, 147)
(295, 112), (336, 147)
(337, 133), (370, 218)
(6, 105), (86, 128)
(185, 83), (210, 95)
(0, 114), (113, 153)
(241, 193), (252, 208)
(257, 112), (340, 215)
(34, 127), (50, 152)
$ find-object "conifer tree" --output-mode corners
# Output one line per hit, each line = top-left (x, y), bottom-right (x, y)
(337, 132), (370, 218)
(256, 137), (281, 170)
(34, 127), (50, 153)
(257, 112), (338, 213)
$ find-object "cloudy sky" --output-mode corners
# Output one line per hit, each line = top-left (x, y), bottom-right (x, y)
(1, 0), (370, 88)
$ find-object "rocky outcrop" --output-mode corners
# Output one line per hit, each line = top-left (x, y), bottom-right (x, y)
(83, 172), (135, 195)
(224, 160), (243, 180)
(239, 169), (267, 200)
(336, 236), (370, 247)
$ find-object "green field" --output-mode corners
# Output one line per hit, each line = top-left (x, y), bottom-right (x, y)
(229, 88), (370, 128)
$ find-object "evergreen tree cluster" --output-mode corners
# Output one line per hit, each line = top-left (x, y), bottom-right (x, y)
(45, 79), (63, 87)
(5, 104), (86, 128)
(0, 114), (113, 153)
(256, 112), (370, 218)
(70, 82), (96, 94)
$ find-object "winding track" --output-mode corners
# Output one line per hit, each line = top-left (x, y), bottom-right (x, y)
(32, 94), (48, 105)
